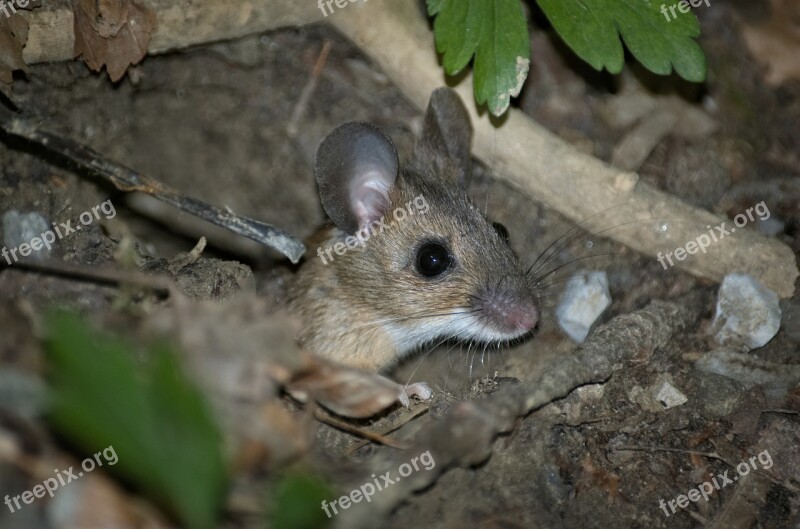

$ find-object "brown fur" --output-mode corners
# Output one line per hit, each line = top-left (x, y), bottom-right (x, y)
(288, 161), (536, 372)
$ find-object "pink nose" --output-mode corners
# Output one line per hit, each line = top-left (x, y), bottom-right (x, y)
(505, 304), (538, 331)
(479, 295), (539, 334)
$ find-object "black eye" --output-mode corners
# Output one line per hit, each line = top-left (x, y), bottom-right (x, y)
(493, 222), (510, 243)
(415, 241), (452, 277)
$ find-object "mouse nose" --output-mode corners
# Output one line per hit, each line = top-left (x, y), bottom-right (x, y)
(475, 288), (539, 334)
(504, 303), (539, 331)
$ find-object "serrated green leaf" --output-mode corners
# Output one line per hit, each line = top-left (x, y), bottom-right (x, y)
(45, 312), (227, 529)
(430, 0), (530, 116)
(536, 0), (706, 82)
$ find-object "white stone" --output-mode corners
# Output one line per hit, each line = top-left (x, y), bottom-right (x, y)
(653, 380), (688, 409)
(2, 210), (52, 260)
(556, 271), (612, 343)
(712, 274), (781, 351)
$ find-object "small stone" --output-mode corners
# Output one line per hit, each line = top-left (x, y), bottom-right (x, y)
(629, 376), (688, 412)
(556, 271), (612, 343)
(688, 371), (746, 418)
(2, 210), (52, 261)
(0, 370), (47, 419)
(712, 274), (781, 350)
(653, 380), (688, 409)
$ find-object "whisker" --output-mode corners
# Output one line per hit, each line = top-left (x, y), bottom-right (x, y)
(525, 203), (628, 277)
(531, 252), (622, 285)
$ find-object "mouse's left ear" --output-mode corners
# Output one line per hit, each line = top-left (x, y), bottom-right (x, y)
(315, 122), (399, 235)
(413, 87), (473, 189)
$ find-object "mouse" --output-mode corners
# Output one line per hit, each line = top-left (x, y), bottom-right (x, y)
(287, 87), (539, 377)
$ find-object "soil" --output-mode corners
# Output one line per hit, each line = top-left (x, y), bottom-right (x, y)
(0, 4), (798, 529)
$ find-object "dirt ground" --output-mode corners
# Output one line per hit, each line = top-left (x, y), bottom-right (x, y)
(1, 2), (799, 529)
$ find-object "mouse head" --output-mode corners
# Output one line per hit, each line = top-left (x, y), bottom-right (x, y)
(313, 88), (539, 360)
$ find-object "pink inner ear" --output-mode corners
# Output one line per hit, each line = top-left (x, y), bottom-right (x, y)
(350, 171), (391, 229)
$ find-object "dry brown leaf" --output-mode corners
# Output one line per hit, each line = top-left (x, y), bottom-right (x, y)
(287, 360), (405, 419)
(73, 0), (156, 82)
(741, 0), (800, 85)
(83, 0), (129, 38)
(0, 13), (29, 86)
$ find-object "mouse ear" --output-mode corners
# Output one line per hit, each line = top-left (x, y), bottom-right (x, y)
(315, 122), (399, 234)
(413, 87), (473, 189)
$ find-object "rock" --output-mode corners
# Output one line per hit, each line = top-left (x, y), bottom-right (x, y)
(0, 370), (47, 419)
(2, 210), (52, 262)
(556, 271), (612, 343)
(629, 375), (688, 412)
(688, 371), (746, 418)
(695, 349), (800, 400)
(712, 274), (781, 350)
(653, 379), (688, 409)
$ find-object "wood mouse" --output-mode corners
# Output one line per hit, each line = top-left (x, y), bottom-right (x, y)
(288, 88), (539, 375)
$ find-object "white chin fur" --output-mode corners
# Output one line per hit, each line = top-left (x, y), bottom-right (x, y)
(383, 308), (527, 356)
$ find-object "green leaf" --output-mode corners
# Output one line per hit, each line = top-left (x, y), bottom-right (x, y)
(45, 312), (227, 529)
(429, 0), (530, 116)
(268, 471), (333, 529)
(536, 0), (706, 82)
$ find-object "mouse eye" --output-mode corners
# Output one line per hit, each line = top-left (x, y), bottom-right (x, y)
(415, 241), (452, 277)
(493, 222), (510, 243)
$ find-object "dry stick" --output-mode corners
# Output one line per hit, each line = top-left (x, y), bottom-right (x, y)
(313, 408), (409, 450)
(0, 108), (306, 263)
(344, 405), (430, 455)
(287, 39), (332, 137)
(4, 257), (177, 295)
(17, 0), (798, 296)
(332, 290), (709, 529)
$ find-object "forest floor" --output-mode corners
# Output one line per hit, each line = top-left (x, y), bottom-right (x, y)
(0, 2), (799, 529)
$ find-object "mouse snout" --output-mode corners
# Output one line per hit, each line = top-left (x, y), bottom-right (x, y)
(475, 284), (539, 335)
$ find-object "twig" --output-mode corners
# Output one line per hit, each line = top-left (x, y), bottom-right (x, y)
(612, 445), (729, 464)
(4, 257), (177, 295)
(344, 405), (430, 455)
(0, 106), (305, 263)
(287, 40), (332, 137)
(313, 409), (409, 450)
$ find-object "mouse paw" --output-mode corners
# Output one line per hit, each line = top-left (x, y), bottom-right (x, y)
(398, 382), (433, 407)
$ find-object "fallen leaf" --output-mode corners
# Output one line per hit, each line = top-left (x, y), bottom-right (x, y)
(0, 13), (29, 87)
(73, 0), (156, 82)
(287, 360), (407, 418)
(83, 0), (129, 38)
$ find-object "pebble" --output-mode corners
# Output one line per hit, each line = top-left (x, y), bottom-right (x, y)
(556, 271), (611, 343)
(2, 210), (52, 261)
(0, 369), (47, 419)
(712, 274), (781, 350)
(629, 375), (688, 412)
